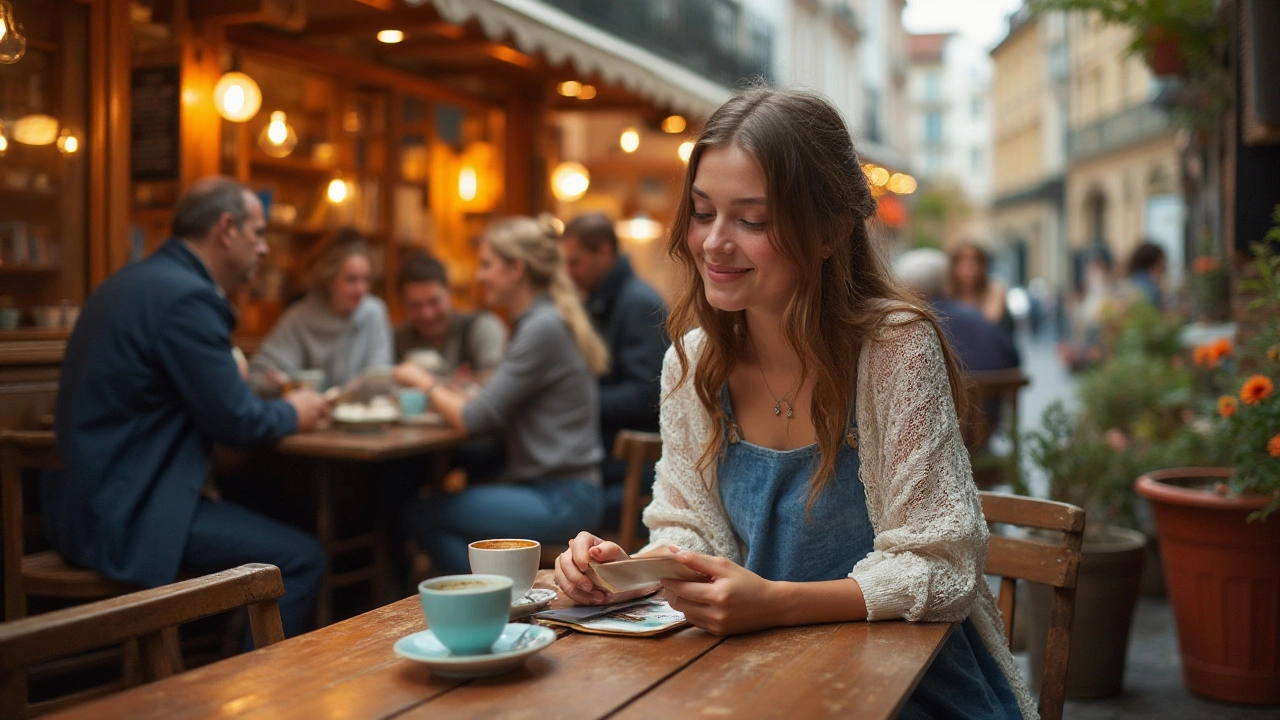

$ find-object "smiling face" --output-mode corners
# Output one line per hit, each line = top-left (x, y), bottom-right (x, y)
(687, 144), (796, 317)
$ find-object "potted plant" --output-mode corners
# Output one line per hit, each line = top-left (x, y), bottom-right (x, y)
(1136, 224), (1280, 706)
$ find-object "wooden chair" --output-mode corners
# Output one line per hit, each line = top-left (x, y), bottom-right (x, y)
(1, 430), (139, 622)
(963, 370), (1031, 493)
(979, 491), (1086, 720)
(612, 430), (662, 554)
(0, 563), (286, 719)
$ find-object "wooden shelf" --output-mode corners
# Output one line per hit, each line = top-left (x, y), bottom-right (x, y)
(250, 155), (337, 176)
(0, 265), (61, 276)
(0, 188), (60, 201)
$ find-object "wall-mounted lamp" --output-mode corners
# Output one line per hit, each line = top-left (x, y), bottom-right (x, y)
(678, 140), (694, 164)
(11, 114), (58, 145)
(551, 161), (590, 202)
(259, 111), (298, 158)
(56, 128), (78, 155)
(0, 0), (27, 64)
(214, 72), (262, 123)
(620, 127), (639, 153)
(327, 177), (349, 204)
(661, 115), (686, 134)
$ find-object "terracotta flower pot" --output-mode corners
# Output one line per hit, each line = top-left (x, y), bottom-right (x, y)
(1135, 468), (1280, 706)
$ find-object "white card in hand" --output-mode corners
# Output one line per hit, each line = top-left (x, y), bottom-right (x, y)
(586, 557), (707, 593)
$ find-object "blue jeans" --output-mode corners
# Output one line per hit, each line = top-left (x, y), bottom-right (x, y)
(180, 499), (326, 640)
(404, 478), (604, 576)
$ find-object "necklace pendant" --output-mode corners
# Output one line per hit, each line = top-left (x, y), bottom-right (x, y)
(786, 405), (795, 419)
(773, 403), (782, 417)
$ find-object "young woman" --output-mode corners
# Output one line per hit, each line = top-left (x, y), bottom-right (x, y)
(554, 88), (1034, 719)
(395, 216), (609, 576)
(948, 242), (1012, 332)
(250, 228), (393, 393)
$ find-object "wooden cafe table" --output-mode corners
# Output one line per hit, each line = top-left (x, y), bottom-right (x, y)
(49, 573), (955, 720)
(273, 424), (468, 625)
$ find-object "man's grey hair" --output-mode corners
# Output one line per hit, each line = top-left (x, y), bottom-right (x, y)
(171, 177), (253, 240)
(895, 248), (949, 299)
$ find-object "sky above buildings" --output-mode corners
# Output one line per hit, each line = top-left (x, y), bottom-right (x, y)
(904, 0), (1025, 49)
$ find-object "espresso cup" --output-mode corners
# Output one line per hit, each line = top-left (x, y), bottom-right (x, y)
(468, 539), (541, 603)
(418, 574), (512, 656)
(396, 388), (427, 416)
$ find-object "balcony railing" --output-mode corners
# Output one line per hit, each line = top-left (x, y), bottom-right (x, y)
(1067, 102), (1172, 163)
(542, 0), (774, 88)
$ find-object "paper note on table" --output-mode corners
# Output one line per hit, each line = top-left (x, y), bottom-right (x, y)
(585, 558), (707, 594)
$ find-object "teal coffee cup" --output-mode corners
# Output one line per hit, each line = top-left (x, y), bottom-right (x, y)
(396, 388), (427, 417)
(418, 574), (512, 655)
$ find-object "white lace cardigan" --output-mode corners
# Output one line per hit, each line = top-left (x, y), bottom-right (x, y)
(641, 314), (1038, 719)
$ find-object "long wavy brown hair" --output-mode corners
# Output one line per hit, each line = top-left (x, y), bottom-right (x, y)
(665, 87), (968, 507)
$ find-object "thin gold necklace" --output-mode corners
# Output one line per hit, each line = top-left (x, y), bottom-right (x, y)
(757, 362), (800, 419)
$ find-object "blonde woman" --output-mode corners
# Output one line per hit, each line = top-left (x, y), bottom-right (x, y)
(395, 216), (609, 575)
(251, 228), (393, 393)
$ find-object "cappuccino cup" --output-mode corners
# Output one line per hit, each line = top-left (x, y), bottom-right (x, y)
(418, 574), (512, 656)
(468, 539), (541, 603)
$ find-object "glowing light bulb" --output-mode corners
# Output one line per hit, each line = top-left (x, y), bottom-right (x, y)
(0, 0), (27, 64)
(620, 128), (639, 153)
(258, 111), (298, 158)
(577, 84), (597, 100)
(557, 81), (582, 98)
(56, 128), (78, 155)
(551, 162), (590, 201)
(377, 29), (404, 44)
(661, 115), (686, 134)
(214, 72), (261, 122)
(458, 165), (478, 202)
(0, 125), (7, 157)
(327, 178), (349, 203)
(678, 141), (694, 163)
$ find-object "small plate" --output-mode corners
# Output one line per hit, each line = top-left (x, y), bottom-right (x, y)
(510, 587), (556, 620)
(394, 623), (556, 678)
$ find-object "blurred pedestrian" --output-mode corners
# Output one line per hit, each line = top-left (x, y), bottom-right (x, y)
(948, 242), (1012, 334)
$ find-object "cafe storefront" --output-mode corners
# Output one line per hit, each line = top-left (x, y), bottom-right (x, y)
(0, 0), (744, 428)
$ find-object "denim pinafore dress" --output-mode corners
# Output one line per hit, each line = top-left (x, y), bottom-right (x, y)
(716, 387), (1020, 719)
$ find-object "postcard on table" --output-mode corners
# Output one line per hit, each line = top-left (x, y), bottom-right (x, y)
(535, 599), (686, 637)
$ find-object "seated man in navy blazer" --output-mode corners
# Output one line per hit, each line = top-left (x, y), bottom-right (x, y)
(47, 177), (331, 637)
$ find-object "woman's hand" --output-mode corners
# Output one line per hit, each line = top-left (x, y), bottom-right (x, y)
(554, 531), (638, 605)
(393, 361), (435, 390)
(661, 549), (781, 636)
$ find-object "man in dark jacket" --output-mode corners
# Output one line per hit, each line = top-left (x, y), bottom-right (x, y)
(48, 177), (330, 637)
(560, 214), (669, 516)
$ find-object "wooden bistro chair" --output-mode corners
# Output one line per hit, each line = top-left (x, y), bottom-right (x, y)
(612, 430), (662, 554)
(963, 369), (1031, 493)
(979, 491), (1086, 720)
(0, 563), (286, 719)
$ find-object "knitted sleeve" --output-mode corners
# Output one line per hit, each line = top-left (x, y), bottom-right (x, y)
(640, 331), (742, 563)
(850, 313), (989, 623)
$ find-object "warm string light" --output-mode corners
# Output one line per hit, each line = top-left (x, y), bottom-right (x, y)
(327, 177), (349, 204)
(377, 29), (404, 44)
(458, 165), (478, 202)
(661, 115), (686, 134)
(551, 161), (590, 201)
(0, 0), (27, 64)
(259, 111), (298, 158)
(214, 72), (262, 122)
(56, 128), (78, 155)
(678, 141), (694, 163)
(620, 127), (639, 153)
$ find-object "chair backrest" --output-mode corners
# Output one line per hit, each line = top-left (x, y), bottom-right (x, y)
(612, 430), (662, 553)
(979, 491), (1085, 720)
(963, 370), (1030, 493)
(1, 430), (61, 621)
(0, 563), (287, 718)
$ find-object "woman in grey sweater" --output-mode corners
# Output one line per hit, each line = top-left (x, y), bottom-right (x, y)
(394, 216), (609, 575)
(251, 229), (393, 393)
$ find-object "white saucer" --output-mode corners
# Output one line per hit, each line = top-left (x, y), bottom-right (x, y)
(394, 623), (555, 678)
(510, 588), (556, 620)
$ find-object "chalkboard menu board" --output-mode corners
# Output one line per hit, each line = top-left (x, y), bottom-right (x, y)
(131, 65), (180, 182)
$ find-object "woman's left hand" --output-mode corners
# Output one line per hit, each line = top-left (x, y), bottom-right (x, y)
(660, 549), (781, 636)
(393, 361), (435, 390)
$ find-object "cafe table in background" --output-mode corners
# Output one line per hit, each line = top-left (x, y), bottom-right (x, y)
(48, 572), (956, 719)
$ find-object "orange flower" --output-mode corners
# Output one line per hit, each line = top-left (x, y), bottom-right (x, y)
(1193, 345), (1211, 367)
(1210, 338), (1232, 363)
(1192, 256), (1220, 273)
(1241, 375), (1275, 405)
(1218, 395), (1238, 417)
(1270, 433), (1280, 458)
